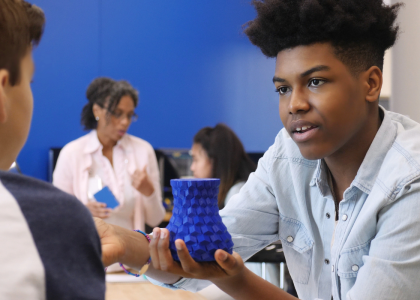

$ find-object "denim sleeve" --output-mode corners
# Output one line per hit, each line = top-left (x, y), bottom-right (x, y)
(220, 144), (281, 261)
(147, 145), (281, 292)
(346, 180), (420, 300)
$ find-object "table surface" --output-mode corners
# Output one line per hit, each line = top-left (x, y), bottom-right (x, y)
(106, 273), (206, 300)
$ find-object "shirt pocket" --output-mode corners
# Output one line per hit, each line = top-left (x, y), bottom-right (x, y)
(337, 241), (370, 296)
(279, 215), (314, 284)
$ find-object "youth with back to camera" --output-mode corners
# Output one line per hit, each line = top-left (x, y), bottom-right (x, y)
(94, 1), (420, 300)
(53, 79), (165, 235)
(0, 1), (105, 298)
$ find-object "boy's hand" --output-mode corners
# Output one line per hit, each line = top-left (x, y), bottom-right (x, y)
(150, 228), (245, 282)
(132, 167), (154, 197)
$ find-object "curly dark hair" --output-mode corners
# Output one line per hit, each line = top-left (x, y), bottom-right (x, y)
(81, 78), (139, 130)
(244, 0), (403, 74)
(194, 124), (256, 208)
(106, 80), (139, 113)
(81, 77), (116, 130)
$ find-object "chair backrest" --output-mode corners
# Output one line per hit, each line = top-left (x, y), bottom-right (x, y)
(48, 148), (63, 182)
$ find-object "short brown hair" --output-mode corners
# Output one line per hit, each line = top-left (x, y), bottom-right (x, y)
(0, 0), (45, 86)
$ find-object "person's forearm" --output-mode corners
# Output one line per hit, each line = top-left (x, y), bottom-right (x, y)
(212, 268), (298, 300)
(145, 264), (182, 284)
(115, 226), (150, 270)
(117, 227), (182, 284)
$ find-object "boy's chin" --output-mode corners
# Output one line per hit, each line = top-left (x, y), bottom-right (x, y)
(298, 147), (326, 161)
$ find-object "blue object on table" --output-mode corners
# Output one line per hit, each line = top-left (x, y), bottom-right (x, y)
(94, 186), (120, 209)
(167, 178), (234, 262)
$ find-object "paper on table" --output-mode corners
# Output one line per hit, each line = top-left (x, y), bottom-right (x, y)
(106, 273), (148, 283)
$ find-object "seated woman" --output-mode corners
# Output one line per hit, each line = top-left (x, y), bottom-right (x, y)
(190, 123), (256, 208)
(53, 78), (165, 263)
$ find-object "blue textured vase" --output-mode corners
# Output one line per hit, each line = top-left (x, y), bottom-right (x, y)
(167, 179), (234, 262)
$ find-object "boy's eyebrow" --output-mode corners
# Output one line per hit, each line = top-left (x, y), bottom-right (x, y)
(272, 76), (286, 83)
(273, 65), (331, 83)
(300, 65), (330, 78)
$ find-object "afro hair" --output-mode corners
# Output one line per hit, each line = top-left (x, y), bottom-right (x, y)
(244, 0), (403, 73)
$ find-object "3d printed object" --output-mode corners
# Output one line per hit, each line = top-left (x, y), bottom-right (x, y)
(167, 179), (234, 262)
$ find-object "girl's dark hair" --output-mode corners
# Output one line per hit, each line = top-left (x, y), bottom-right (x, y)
(81, 78), (139, 130)
(244, 0), (403, 74)
(193, 123), (256, 208)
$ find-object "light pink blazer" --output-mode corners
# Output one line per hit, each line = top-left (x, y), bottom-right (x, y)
(53, 130), (165, 230)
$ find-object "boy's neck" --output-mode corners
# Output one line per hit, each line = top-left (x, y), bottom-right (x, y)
(324, 107), (382, 201)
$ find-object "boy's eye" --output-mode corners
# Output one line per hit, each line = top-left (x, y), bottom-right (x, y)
(276, 86), (290, 95)
(309, 79), (326, 87)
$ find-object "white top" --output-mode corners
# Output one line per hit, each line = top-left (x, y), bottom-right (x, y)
(0, 181), (45, 299)
(225, 181), (245, 206)
(88, 149), (135, 230)
(53, 130), (165, 231)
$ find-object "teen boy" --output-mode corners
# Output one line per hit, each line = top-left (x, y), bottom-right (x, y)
(95, 0), (420, 299)
(0, 1), (104, 298)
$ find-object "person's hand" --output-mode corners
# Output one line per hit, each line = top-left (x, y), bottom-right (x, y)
(149, 228), (245, 282)
(86, 201), (112, 219)
(94, 218), (152, 269)
(94, 218), (126, 267)
(132, 167), (154, 197)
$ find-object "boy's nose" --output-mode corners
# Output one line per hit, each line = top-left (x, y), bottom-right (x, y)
(288, 89), (310, 115)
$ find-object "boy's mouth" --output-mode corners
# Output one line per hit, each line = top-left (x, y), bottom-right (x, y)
(292, 125), (318, 134)
(290, 122), (319, 142)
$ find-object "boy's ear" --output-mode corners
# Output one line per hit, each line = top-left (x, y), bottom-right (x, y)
(0, 69), (10, 124)
(364, 66), (383, 103)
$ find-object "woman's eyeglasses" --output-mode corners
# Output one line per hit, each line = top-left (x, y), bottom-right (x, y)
(109, 110), (138, 122)
(98, 104), (138, 122)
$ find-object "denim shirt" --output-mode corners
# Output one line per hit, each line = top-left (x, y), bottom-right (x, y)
(150, 107), (420, 300)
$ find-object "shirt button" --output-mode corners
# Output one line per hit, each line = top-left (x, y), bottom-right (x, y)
(352, 265), (359, 272)
(331, 265), (334, 272)
(325, 259), (330, 265)
(342, 214), (348, 221)
(326, 213), (331, 219)
(287, 236), (294, 243)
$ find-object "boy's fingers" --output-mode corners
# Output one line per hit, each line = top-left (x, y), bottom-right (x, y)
(214, 250), (242, 274)
(176, 239), (200, 274)
(149, 228), (161, 270)
(157, 229), (176, 271)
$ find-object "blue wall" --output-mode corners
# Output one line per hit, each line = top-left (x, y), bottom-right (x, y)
(19, 0), (283, 180)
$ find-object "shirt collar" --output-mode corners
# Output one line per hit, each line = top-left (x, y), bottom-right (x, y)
(84, 130), (130, 154)
(310, 159), (330, 196)
(310, 106), (396, 195)
(352, 106), (397, 194)
(84, 130), (102, 154)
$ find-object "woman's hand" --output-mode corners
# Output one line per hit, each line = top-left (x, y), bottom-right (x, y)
(149, 228), (245, 282)
(86, 201), (112, 219)
(132, 167), (154, 197)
